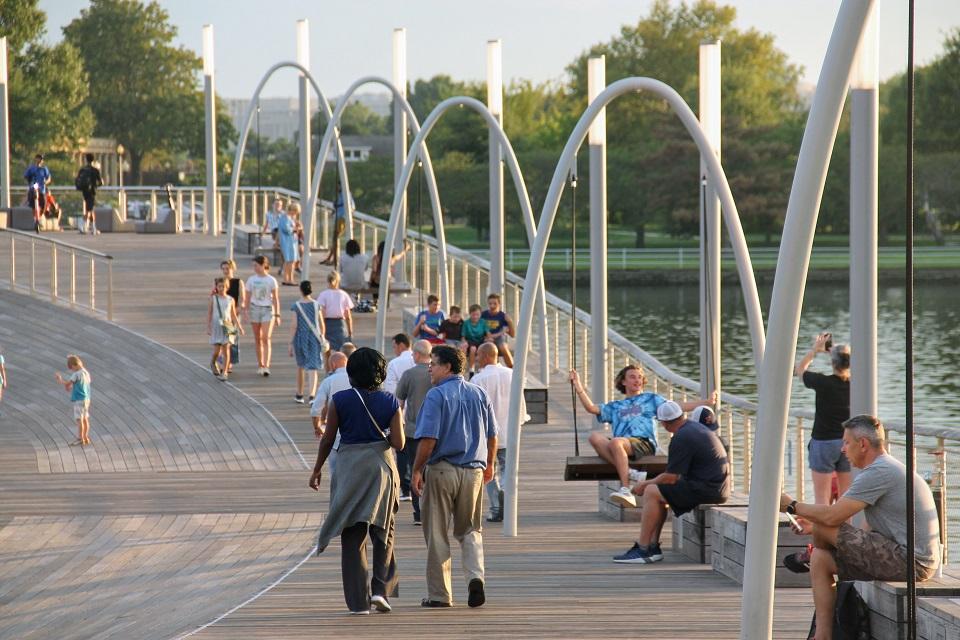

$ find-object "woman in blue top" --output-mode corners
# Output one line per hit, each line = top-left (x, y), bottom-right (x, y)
(570, 365), (714, 509)
(310, 348), (404, 615)
(277, 202), (300, 286)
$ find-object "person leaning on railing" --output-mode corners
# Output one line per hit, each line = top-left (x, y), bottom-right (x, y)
(569, 365), (715, 510)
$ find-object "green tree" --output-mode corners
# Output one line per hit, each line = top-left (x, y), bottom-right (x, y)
(63, 0), (235, 183)
(1, 0), (93, 160)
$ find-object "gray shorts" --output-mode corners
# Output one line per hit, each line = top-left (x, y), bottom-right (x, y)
(808, 438), (851, 473)
(249, 305), (274, 324)
(491, 334), (508, 347)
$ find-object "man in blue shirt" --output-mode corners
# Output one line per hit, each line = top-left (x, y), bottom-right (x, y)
(24, 153), (51, 233)
(412, 345), (497, 609)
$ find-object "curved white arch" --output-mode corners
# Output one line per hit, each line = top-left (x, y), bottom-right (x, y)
(503, 77), (768, 538)
(302, 76), (448, 308)
(373, 96), (550, 368)
(225, 61), (351, 262)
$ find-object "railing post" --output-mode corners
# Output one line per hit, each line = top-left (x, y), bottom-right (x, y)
(552, 308), (560, 371)
(474, 266), (481, 302)
(424, 243), (431, 296)
(50, 243), (57, 302)
(89, 257), (95, 312)
(461, 260), (469, 310)
(150, 190), (158, 222)
(409, 237), (418, 291)
(795, 417), (805, 502)
(513, 285), (520, 322)
(8, 234), (15, 290)
(202, 190), (208, 232)
(725, 408), (735, 489)
(107, 260), (114, 321)
(360, 223), (367, 255)
(190, 191), (197, 232)
(743, 415), (752, 493)
(934, 437), (947, 569)
(177, 191), (184, 229)
(69, 251), (76, 307)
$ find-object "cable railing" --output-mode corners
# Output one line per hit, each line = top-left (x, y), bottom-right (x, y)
(0, 228), (114, 320)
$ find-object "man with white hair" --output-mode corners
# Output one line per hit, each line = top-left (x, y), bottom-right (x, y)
(470, 342), (528, 522)
(311, 351), (351, 475)
(395, 339), (433, 522)
(614, 400), (730, 564)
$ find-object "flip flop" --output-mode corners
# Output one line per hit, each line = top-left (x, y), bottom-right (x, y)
(69, 439), (83, 446)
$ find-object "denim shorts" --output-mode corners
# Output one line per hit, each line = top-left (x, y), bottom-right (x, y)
(808, 438), (851, 473)
(249, 305), (274, 324)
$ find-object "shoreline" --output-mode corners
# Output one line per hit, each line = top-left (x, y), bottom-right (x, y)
(540, 267), (960, 286)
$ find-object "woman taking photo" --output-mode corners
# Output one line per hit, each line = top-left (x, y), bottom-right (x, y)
(310, 348), (404, 615)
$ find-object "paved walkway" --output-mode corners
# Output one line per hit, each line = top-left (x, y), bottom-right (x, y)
(0, 232), (813, 638)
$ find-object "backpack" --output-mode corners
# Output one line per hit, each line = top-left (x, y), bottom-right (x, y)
(75, 167), (93, 192)
(808, 581), (871, 640)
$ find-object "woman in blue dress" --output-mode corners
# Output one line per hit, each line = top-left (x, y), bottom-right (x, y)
(278, 202), (300, 286)
(288, 280), (326, 404)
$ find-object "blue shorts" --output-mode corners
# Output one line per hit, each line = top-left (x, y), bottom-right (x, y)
(808, 438), (851, 473)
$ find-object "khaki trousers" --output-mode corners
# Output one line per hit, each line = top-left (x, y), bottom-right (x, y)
(421, 460), (485, 603)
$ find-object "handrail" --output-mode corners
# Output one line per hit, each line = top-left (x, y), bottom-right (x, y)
(1, 227), (113, 259)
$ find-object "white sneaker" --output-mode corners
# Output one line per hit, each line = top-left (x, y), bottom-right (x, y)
(348, 609), (370, 616)
(370, 595), (391, 612)
(609, 486), (637, 508)
(628, 469), (647, 483)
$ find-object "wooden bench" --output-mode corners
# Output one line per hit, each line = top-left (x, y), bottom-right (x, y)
(234, 223), (266, 254)
(711, 506), (810, 588)
(854, 570), (960, 639)
(564, 454), (667, 481)
(671, 492), (749, 564)
(918, 591), (960, 640)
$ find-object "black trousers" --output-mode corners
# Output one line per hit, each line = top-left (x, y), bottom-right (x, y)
(340, 519), (398, 612)
(396, 437), (421, 519)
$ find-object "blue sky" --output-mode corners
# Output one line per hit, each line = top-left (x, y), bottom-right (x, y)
(39, 1), (960, 99)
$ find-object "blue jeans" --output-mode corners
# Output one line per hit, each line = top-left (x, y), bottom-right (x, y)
(484, 448), (507, 515)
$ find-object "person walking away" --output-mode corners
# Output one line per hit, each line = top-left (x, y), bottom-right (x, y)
(412, 346), (497, 608)
(570, 365), (714, 508)
(288, 280), (326, 404)
(55, 355), (92, 446)
(278, 203), (300, 286)
(383, 333), (414, 395)
(244, 256), (280, 376)
(394, 340), (433, 523)
(315, 271), (354, 368)
(207, 277), (243, 380)
(219, 260), (246, 372)
(310, 348), (405, 615)
(75, 153), (103, 234)
(471, 342), (529, 522)
(24, 154), (51, 233)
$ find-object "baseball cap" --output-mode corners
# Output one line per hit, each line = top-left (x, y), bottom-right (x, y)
(690, 405), (717, 430)
(656, 400), (683, 422)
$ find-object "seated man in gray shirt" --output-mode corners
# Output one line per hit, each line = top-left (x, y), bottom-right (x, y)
(780, 414), (941, 639)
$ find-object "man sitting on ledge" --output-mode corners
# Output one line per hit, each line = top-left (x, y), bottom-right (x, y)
(780, 414), (941, 640)
(614, 401), (730, 564)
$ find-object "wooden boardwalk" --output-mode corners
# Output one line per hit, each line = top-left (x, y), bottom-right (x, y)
(0, 233), (812, 638)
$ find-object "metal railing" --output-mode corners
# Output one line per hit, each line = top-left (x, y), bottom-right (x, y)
(0, 229), (114, 320)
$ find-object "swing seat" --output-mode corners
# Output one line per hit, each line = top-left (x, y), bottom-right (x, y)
(563, 454), (667, 481)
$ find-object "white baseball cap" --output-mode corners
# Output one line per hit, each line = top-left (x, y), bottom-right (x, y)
(656, 400), (683, 422)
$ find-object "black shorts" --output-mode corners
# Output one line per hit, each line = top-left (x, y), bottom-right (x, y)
(27, 190), (46, 212)
(82, 192), (96, 212)
(658, 479), (725, 517)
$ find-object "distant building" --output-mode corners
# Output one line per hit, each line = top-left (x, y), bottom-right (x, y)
(224, 93), (392, 142)
(328, 135), (393, 163)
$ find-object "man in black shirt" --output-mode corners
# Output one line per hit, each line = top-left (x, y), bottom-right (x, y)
(75, 153), (104, 235)
(613, 400), (730, 564)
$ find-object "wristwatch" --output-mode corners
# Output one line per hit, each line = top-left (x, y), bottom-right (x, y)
(786, 500), (798, 515)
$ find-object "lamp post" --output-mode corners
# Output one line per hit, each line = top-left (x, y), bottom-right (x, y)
(587, 55), (608, 402)
(699, 40), (722, 411)
(256, 101), (261, 197)
(202, 24), (218, 235)
(849, 5), (879, 417)
(392, 28), (409, 284)
(296, 19), (311, 243)
(0, 37), (10, 210)
(487, 39), (504, 297)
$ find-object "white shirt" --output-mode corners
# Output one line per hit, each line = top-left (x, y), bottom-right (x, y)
(471, 362), (529, 450)
(339, 252), (370, 290)
(316, 288), (354, 319)
(246, 274), (278, 307)
(311, 367), (352, 450)
(384, 350), (415, 394)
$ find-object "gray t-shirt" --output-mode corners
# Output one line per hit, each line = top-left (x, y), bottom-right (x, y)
(394, 363), (432, 437)
(844, 453), (941, 567)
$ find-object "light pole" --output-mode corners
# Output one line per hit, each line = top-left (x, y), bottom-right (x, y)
(699, 40), (722, 411)
(849, 5), (878, 417)
(202, 24), (218, 235)
(487, 39), (504, 297)
(587, 55), (608, 403)
(256, 101), (262, 198)
(0, 37), (9, 210)
(296, 19), (311, 244)
(392, 28), (409, 284)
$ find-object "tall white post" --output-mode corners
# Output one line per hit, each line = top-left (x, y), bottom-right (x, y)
(849, 6), (878, 416)
(0, 37), (10, 210)
(297, 19), (312, 244)
(699, 40), (722, 408)
(487, 39), (505, 296)
(588, 55), (608, 403)
(202, 25), (218, 236)
(740, 1), (876, 637)
(392, 28), (409, 284)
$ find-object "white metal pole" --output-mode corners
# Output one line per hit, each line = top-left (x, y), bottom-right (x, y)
(202, 25), (218, 237)
(392, 28), (409, 284)
(588, 55), (609, 403)
(699, 40), (722, 407)
(849, 5), (879, 416)
(740, 1), (876, 637)
(297, 19), (312, 245)
(0, 37), (9, 210)
(487, 39), (505, 296)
